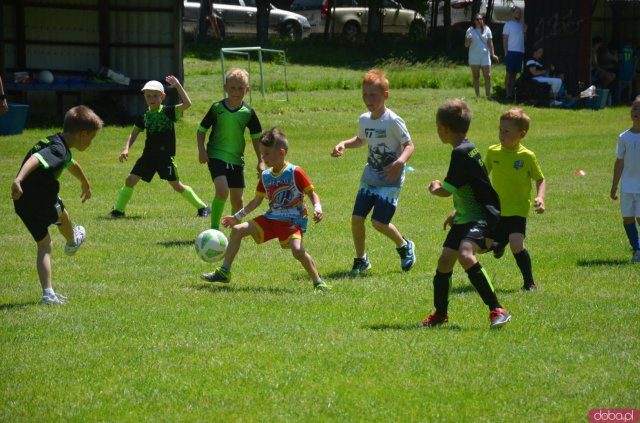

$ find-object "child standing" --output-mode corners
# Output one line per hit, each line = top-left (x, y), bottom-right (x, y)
(201, 128), (329, 293)
(486, 108), (546, 291)
(611, 95), (640, 263)
(197, 68), (264, 230)
(110, 75), (209, 218)
(419, 99), (510, 329)
(331, 69), (416, 275)
(12, 106), (103, 304)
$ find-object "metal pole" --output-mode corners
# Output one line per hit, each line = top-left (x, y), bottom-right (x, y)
(258, 49), (265, 98)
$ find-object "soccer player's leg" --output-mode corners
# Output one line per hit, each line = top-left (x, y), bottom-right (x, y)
(418, 245), (456, 328)
(163, 158), (208, 216)
(201, 219), (259, 283)
(289, 236), (329, 292)
(112, 156), (147, 217)
(208, 159), (230, 229)
(350, 187), (375, 275)
(620, 193), (640, 263)
(459, 225), (511, 328)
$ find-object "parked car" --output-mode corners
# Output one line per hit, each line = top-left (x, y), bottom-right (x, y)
(435, 0), (525, 28)
(290, 0), (427, 40)
(183, 0), (312, 40)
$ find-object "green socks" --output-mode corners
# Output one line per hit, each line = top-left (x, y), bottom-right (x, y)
(210, 197), (226, 230)
(180, 185), (207, 209)
(114, 186), (134, 212)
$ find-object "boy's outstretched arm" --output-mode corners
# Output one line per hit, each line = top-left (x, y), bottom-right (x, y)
(611, 158), (624, 200)
(533, 178), (546, 213)
(67, 161), (92, 203)
(120, 129), (141, 162)
(306, 190), (323, 223)
(166, 75), (192, 113)
(11, 156), (40, 200)
(331, 136), (366, 157)
(221, 195), (264, 227)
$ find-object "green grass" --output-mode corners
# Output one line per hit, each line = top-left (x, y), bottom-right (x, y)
(1, 49), (639, 421)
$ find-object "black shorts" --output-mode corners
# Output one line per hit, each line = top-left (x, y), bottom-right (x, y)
(490, 216), (527, 244)
(443, 221), (490, 251)
(131, 154), (179, 182)
(14, 197), (65, 242)
(207, 158), (245, 189)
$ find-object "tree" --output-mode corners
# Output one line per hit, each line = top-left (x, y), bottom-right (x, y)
(256, 0), (270, 46)
(367, 0), (384, 41)
(443, 0), (451, 50)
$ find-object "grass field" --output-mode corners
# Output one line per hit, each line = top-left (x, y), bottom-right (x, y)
(1, 41), (639, 421)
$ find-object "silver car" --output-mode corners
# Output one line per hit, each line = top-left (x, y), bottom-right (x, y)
(184, 0), (312, 40)
(291, 0), (427, 40)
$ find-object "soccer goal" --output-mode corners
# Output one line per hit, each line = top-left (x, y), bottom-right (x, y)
(220, 47), (289, 102)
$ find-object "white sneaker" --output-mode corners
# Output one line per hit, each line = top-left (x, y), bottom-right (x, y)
(42, 293), (68, 305)
(632, 250), (640, 264)
(64, 225), (86, 256)
(580, 85), (596, 98)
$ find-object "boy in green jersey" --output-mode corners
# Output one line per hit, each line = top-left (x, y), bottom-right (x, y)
(486, 108), (546, 291)
(197, 68), (264, 229)
(419, 99), (511, 329)
(110, 75), (209, 218)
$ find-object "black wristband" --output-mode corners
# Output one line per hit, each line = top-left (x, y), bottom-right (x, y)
(0, 94), (6, 100)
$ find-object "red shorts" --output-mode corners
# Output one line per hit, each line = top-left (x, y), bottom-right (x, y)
(250, 216), (302, 249)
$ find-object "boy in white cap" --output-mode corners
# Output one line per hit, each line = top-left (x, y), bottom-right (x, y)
(110, 75), (209, 218)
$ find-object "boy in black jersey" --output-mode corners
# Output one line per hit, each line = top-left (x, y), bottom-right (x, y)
(418, 99), (511, 329)
(12, 106), (103, 305)
(110, 76), (209, 218)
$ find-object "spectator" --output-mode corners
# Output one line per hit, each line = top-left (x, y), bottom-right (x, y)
(465, 14), (499, 99)
(0, 76), (8, 115)
(592, 37), (616, 89)
(524, 45), (565, 105)
(503, 6), (526, 100)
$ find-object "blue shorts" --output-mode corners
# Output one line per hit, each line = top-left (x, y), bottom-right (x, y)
(352, 183), (400, 225)
(505, 51), (524, 74)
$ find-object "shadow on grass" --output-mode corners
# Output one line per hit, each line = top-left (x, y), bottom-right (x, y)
(364, 323), (463, 331)
(195, 284), (296, 295)
(577, 259), (629, 267)
(0, 301), (37, 311)
(158, 240), (192, 248)
(96, 215), (143, 221)
(323, 270), (362, 280)
(451, 284), (519, 295)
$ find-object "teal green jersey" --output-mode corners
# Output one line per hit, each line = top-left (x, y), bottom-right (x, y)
(197, 100), (262, 165)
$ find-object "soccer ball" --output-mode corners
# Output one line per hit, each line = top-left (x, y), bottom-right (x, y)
(37, 70), (54, 84)
(195, 229), (228, 263)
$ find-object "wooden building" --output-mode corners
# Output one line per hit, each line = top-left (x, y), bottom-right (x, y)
(1, 0), (184, 121)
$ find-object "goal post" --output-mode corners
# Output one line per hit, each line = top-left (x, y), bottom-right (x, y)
(220, 47), (289, 102)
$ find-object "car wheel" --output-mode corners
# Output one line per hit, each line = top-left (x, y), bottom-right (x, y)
(342, 21), (360, 42)
(281, 21), (302, 40)
(409, 20), (426, 39)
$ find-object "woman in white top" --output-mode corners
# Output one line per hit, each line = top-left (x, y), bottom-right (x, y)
(465, 14), (499, 98)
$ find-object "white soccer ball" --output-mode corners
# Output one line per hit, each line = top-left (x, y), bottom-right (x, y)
(37, 70), (54, 84)
(195, 229), (228, 263)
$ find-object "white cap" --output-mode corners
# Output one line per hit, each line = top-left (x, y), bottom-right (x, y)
(141, 80), (164, 93)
